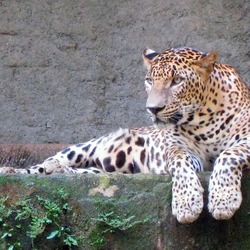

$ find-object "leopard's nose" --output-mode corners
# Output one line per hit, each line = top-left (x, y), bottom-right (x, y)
(147, 106), (165, 115)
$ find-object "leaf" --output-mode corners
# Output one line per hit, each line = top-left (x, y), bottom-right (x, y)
(1, 231), (12, 239)
(47, 230), (59, 239)
(1, 232), (9, 239)
(64, 236), (78, 246)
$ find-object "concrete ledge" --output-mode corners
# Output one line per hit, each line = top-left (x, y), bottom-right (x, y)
(0, 173), (249, 249)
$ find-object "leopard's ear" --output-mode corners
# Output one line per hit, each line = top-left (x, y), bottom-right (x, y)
(142, 48), (159, 70)
(193, 51), (219, 79)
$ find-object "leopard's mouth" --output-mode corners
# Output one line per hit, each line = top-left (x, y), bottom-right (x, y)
(151, 111), (183, 126)
(150, 115), (167, 128)
(154, 117), (167, 127)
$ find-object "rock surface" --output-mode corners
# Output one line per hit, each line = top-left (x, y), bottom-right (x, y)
(0, 0), (249, 143)
(0, 173), (249, 249)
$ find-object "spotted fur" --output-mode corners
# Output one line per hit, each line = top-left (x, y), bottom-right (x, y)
(1, 47), (249, 224)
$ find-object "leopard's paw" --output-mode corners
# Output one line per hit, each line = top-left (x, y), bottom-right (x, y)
(26, 159), (64, 175)
(172, 180), (204, 223)
(208, 185), (242, 220)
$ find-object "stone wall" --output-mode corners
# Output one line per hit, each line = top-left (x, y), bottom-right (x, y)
(0, 0), (249, 143)
(0, 173), (249, 249)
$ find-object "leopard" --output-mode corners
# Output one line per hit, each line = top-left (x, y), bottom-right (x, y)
(1, 47), (249, 224)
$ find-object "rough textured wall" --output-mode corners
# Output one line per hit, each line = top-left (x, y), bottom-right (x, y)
(0, 0), (249, 143)
(0, 173), (249, 249)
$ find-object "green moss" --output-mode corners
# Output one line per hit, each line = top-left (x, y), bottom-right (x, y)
(98, 175), (111, 188)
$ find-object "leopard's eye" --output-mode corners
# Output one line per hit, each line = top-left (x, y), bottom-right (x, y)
(171, 76), (184, 87)
(145, 77), (153, 90)
(145, 77), (153, 85)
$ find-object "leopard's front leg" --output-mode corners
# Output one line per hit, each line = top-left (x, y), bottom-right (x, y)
(167, 146), (204, 224)
(208, 137), (250, 220)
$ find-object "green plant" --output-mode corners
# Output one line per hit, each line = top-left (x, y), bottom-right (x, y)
(95, 211), (149, 232)
(90, 211), (150, 249)
(0, 189), (78, 250)
(47, 226), (78, 246)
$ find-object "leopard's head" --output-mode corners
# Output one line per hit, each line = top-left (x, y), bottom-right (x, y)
(142, 47), (218, 126)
